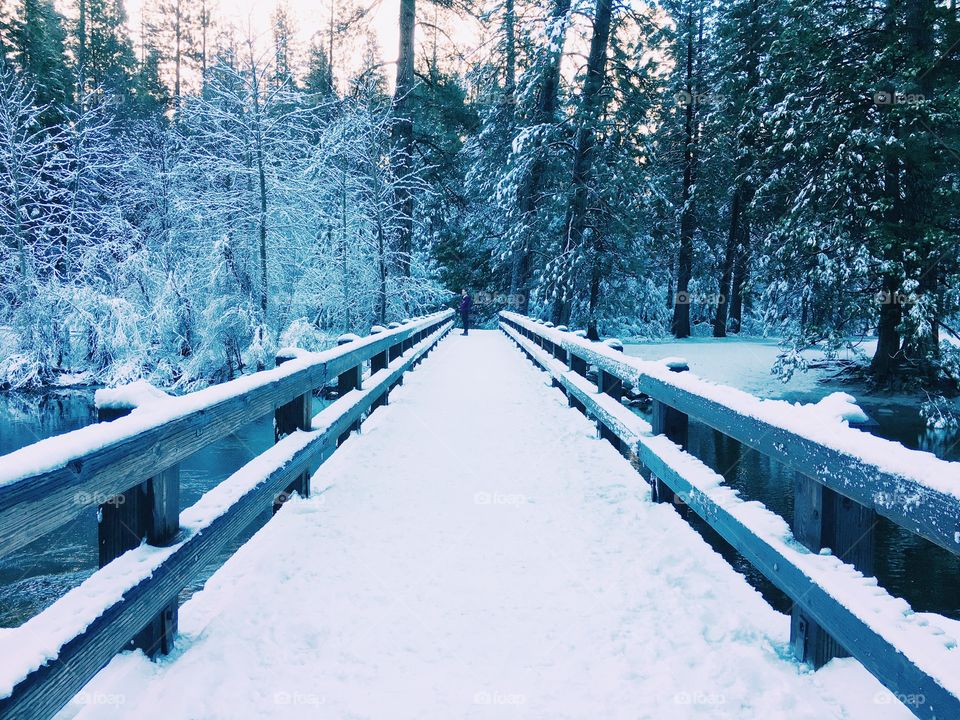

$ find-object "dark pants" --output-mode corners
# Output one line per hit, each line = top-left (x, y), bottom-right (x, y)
(461, 311), (469, 334)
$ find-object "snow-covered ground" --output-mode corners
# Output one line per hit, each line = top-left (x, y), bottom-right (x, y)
(623, 336), (877, 401)
(58, 331), (911, 719)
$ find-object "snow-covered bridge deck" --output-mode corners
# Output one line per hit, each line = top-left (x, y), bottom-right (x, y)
(60, 331), (906, 719)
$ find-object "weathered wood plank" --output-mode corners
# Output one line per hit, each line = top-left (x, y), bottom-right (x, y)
(500, 317), (960, 719)
(0, 311), (453, 560)
(500, 311), (960, 557)
(649, 362), (688, 508)
(274, 352), (314, 511)
(0, 318), (454, 720)
(95, 406), (180, 658)
(791, 471), (876, 668)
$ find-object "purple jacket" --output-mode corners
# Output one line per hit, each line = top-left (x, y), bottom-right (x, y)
(459, 294), (472, 314)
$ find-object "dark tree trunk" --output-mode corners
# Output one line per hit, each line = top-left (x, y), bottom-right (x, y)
(870, 0), (938, 382)
(504, 0), (516, 99)
(871, 274), (903, 380)
(713, 186), (742, 337)
(392, 0), (416, 280)
(565, 0), (613, 340)
(728, 214), (749, 332)
(713, 0), (760, 337)
(510, 0), (571, 311)
(671, 7), (700, 339)
(898, 0), (939, 374)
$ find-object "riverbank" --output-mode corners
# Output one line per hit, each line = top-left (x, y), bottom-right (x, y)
(622, 335), (957, 408)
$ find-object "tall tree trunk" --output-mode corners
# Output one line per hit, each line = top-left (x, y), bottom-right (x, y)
(248, 46), (269, 365)
(713, 185), (742, 337)
(340, 169), (350, 329)
(77, 0), (86, 103)
(671, 6), (700, 339)
(392, 0), (416, 282)
(376, 220), (388, 323)
(200, 0), (209, 84)
(897, 0), (938, 376)
(510, 0), (571, 314)
(504, 0), (516, 99)
(729, 214), (749, 332)
(713, 0), (759, 337)
(174, 0), (182, 109)
(872, 275), (903, 380)
(568, 0), (614, 340)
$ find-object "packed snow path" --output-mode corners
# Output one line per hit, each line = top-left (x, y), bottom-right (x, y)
(63, 330), (910, 720)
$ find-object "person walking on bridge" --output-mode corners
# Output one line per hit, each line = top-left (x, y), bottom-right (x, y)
(459, 288), (472, 336)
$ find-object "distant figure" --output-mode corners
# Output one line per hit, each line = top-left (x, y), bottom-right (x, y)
(459, 289), (472, 336)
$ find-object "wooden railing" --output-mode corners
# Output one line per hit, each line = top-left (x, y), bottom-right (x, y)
(499, 311), (960, 720)
(0, 310), (454, 719)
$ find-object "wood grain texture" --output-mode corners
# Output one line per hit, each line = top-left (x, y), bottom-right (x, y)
(0, 319), (453, 720)
(501, 312), (960, 557)
(0, 312), (453, 560)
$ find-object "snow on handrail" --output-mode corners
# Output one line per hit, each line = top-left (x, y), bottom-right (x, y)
(0, 317), (454, 719)
(0, 311), (454, 560)
(501, 318), (960, 720)
(500, 311), (960, 556)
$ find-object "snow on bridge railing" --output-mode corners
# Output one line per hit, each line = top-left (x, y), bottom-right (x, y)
(499, 310), (960, 720)
(0, 310), (454, 720)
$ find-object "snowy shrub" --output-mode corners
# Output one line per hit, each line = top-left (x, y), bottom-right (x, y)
(278, 318), (332, 353)
(921, 394), (960, 430)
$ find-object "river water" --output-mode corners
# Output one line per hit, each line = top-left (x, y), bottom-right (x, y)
(620, 339), (960, 620)
(668, 402), (960, 619)
(1, 365), (958, 629)
(0, 391), (275, 627)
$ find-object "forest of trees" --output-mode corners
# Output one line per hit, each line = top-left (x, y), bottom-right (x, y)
(0, 0), (957, 392)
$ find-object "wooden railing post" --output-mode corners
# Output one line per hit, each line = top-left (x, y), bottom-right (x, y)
(791, 476), (876, 668)
(650, 361), (689, 508)
(274, 350), (312, 511)
(568, 351), (588, 413)
(596, 368), (623, 451)
(96, 402), (179, 657)
(335, 335), (363, 445)
(553, 326), (568, 363)
(388, 322), (405, 388)
(369, 325), (389, 409)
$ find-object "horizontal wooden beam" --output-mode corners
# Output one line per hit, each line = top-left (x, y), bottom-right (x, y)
(0, 319), (453, 720)
(0, 312), (453, 560)
(500, 319), (960, 719)
(500, 312), (960, 557)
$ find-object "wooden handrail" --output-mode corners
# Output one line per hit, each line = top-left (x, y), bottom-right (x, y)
(0, 314), (454, 719)
(499, 314), (960, 720)
(0, 312), (453, 559)
(500, 311), (960, 557)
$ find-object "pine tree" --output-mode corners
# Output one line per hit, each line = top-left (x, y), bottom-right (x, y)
(4, 0), (71, 126)
(75, 0), (137, 104)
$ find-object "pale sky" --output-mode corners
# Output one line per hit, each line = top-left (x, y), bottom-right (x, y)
(122, 0), (482, 91)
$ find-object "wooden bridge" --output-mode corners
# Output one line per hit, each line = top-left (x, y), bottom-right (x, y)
(0, 311), (958, 719)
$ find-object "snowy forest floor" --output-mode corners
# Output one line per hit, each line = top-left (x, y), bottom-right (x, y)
(58, 331), (912, 719)
(621, 336), (938, 407)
